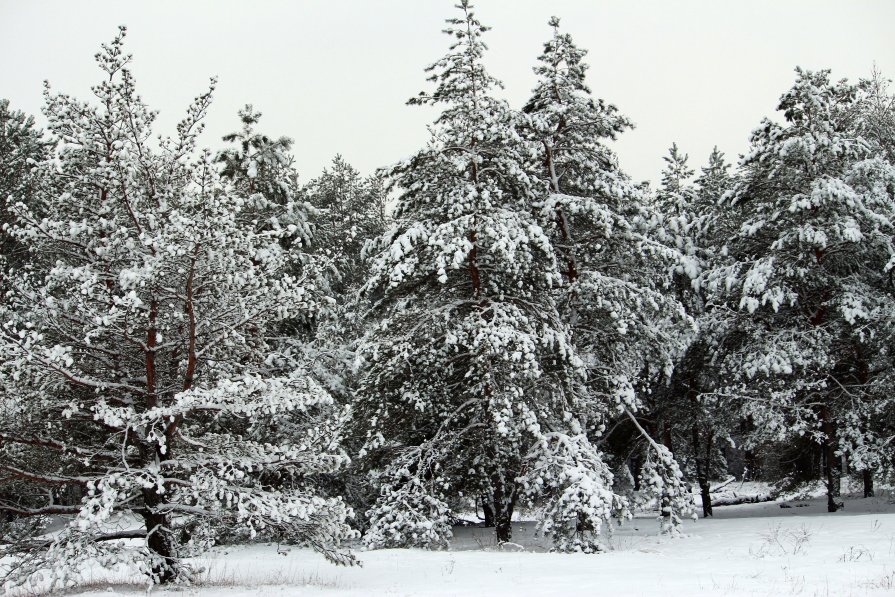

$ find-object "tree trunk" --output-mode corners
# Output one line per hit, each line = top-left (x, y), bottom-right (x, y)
(495, 502), (514, 543)
(481, 496), (495, 527)
(662, 423), (673, 453)
(141, 487), (178, 584)
(630, 454), (642, 492)
(820, 406), (840, 513)
(492, 475), (516, 543)
(692, 426), (713, 518)
(704, 433), (715, 516)
(660, 423), (674, 522)
(856, 355), (873, 500)
(744, 449), (758, 481)
(834, 455), (843, 498)
(863, 469), (874, 498)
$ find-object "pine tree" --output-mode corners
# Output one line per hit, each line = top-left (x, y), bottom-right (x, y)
(856, 67), (895, 162)
(306, 155), (388, 297)
(355, 2), (608, 549)
(520, 15), (633, 284)
(695, 146), (733, 206)
(659, 143), (695, 201)
(520, 18), (695, 536)
(216, 104), (299, 206)
(0, 29), (355, 589)
(0, 99), (47, 270)
(706, 68), (895, 511)
(652, 145), (738, 518)
(852, 68), (895, 496)
(302, 158), (390, 526)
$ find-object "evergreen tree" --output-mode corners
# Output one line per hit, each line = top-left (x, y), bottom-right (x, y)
(303, 158), (390, 527)
(216, 104), (299, 206)
(0, 99), (47, 270)
(306, 155), (388, 297)
(658, 142), (695, 202)
(856, 67), (895, 162)
(852, 68), (895, 492)
(355, 2), (613, 549)
(652, 145), (738, 518)
(695, 146), (733, 206)
(521, 18), (695, 536)
(0, 29), (355, 589)
(706, 68), (895, 511)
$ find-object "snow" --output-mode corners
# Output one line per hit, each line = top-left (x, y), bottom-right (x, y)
(18, 492), (895, 596)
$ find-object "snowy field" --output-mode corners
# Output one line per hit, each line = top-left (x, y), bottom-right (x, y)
(13, 489), (894, 597)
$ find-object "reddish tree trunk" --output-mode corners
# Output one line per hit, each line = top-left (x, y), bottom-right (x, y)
(467, 229), (481, 293)
(140, 486), (178, 584)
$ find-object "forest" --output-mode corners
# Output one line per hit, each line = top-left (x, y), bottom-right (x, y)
(1, 1), (894, 593)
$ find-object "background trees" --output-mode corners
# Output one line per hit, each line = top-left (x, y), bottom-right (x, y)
(0, 98), (46, 270)
(215, 104), (300, 206)
(642, 144), (738, 518)
(305, 155), (388, 298)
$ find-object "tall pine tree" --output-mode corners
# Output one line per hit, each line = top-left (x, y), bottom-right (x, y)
(0, 29), (355, 588)
(706, 68), (895, 510)
(0, 99), (47, 270)
(521, 18), (695, 535)
(355, 3), (619, 550)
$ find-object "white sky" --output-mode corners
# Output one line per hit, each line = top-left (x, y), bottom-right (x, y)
(1, 1), (893, 184)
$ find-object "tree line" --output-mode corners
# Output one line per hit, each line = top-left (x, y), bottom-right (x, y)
(1, 1), (893, 589)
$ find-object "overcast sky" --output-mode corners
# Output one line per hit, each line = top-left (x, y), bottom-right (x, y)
(1, 1), (893, 184)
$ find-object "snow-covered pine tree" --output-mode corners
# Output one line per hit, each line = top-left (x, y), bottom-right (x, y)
(214, 105), (335, 339)
(519, 17), (694, 538)
(648, 142), (698, 428)
(687, 147), (738, 515)
(658, 143), (694, 202)
(355, 2), (603, 549)
(650, 145), (739, 518)
(852, 68), (895, 494)
(0, 99), (47, 270)
(306, 155), (388, 298)
(0, 29), (355, 590)
(212, 104), (384, 521)
(216, 104), (299, 206)
(695, 146), (733, 208)
(706, 68), (895, 511)
(856, 67), (895, 163)
(300, 157), (391, 525)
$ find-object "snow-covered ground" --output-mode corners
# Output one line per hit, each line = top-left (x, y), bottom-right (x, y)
(11, 490), (895, 597)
